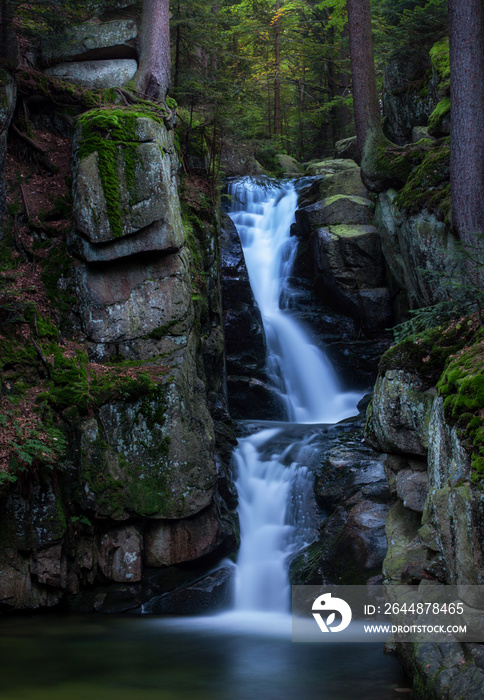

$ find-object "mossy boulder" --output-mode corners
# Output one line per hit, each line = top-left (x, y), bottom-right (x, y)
(310, 224), (392, 331)
(296, 195), (374, 236)
(383, 54), (440, 146)
(375, 186), (460, 312)
(318, 167), (368, 200)
(382, 501), (428, 584)
(77, 364), (217, 520)
(304, 158), (358, 176)
(72, 108), (184, 252)
(275, 153), (304, 176)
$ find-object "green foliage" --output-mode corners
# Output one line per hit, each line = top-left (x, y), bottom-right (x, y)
(372, 0), (448, 59)
(0, 407), (67, 484)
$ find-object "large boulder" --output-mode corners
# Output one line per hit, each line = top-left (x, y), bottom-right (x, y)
(72, 111), (184, 252)
(144, 502), (236, 566)
(45, 59), (137, 89)
(310, 224), (391, 331)
(41, 19), (138, 64)
(296, 195), (374, 236)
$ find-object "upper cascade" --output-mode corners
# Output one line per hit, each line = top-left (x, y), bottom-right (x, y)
(228, 178), (362, 424)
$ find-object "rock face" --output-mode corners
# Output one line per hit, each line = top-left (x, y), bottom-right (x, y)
(0, 107), (239, 613)
(375, 189), (463, 312)
(295, 162), (391, 333)
(366, 341), (484, 698)
(383, 55), (439, 145)
(290, 420), (392, 585)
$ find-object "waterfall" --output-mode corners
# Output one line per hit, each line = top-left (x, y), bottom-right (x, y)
(228, 178), (362, 613)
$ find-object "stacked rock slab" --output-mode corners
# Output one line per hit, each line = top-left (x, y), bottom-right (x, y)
(42, 10), (139, 89)
(65, 107), (238, 611)
(295, 159), (392, 334)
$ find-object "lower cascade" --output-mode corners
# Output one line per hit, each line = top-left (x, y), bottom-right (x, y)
(228, 179), (362, 613)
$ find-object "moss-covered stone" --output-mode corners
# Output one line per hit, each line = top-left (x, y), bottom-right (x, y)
(429, 37), (450, 92)
(428, 96), (451, 135)
(395, 139), (450, 223)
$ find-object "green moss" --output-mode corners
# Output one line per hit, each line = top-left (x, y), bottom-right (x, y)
(430, 37), (450, 91)
(76, 106), (167, 238)
(142, 320), (180, 340)
(395, 139), (451, 222)
(437, 332), (484, 478)
(381, 317), (484, 481)
(428, 96), (451, 133)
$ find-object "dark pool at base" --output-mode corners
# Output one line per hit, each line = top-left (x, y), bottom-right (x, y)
(0, 614), (410, 699)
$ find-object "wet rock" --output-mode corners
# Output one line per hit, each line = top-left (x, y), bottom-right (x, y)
(143, 566), (234, 615)
(221, 213), (269, 415)
(45, 58), (137, 88)
(97, 525), (142, 583)
(346, 501), (390, 570)
(144, 503), (235, 567)
(227, 376), (286, 421)
(41, 20), (138, 64)
(31, 544), (67, 588)
(310, 224), (391, 332)
(296, 195), (374, 236)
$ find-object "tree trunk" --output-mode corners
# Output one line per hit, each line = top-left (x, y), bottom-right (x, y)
(274, 0), (281, 138)
(346, 0), (381, 161)
(448, 0), (484, 253)
(174, 0), (181, 90)
(134, 0), (171, 101)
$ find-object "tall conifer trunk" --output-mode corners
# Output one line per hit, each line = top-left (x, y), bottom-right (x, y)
(346, 0), (380, 161)
(448, 0), (484, 252)
(134, 0), (171, 101)
(274, 0), (281, 137)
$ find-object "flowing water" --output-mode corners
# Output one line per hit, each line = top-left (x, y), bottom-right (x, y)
(227, 178), (362, 613)
(0, 178), (409, 699)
